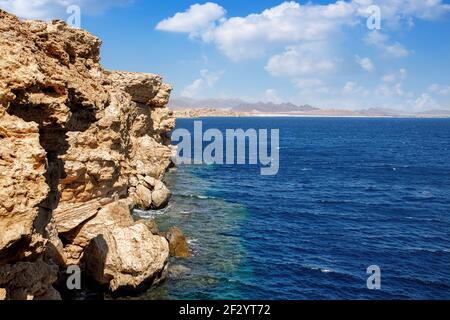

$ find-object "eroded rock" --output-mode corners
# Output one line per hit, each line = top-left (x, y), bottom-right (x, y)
(0, 260), (60, 300)
(0, 10), (176, 298)
(152, 180), (172, 209)
(0, 288), (6, 300)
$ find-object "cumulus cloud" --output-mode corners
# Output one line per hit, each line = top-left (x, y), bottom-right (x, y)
(156, 2), (225, 37)
(265, 43), (336, 77)
(180, 69), (224, 98)
(364, 31), (410, 58)
(355, 55), (374, 72)
(410, 93), (440, 111)
(0, 0), (132, 20)
(157, 1), (449, 108)
(342, 81), (369, 96)
(157, 1), (449, 61)
(358, 0), (450, 27)
(201, 1), (357, 61)
(382, 68), (407, 83)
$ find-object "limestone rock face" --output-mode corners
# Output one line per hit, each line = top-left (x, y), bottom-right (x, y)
(0, 10), (175, 298)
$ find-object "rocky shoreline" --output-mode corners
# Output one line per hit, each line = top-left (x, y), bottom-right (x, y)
(0, 10), (187, 300)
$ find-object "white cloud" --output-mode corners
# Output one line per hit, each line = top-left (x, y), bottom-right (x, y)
(399, 68), (407, 79)
(264, 89), (283, 103)
(428, 83), (450, 95)
(343, 81), (358, 93)
(410, 93), (440, 111)
(156, 2), (225, 37)
(201, 1), (357, 60)
(157, 1), (449, 61)
(294, 78), (323, 89)
(376, 82), (408, 97)
(156, 1), (450, 109)
(382, 68), (407, 83)
(0, 0), (131, 20)
(357, 0), (450, 28)
(181, 79), (205, 98)
(382, 73), (397, 83)
(180, 69), (224, 98)
(355, 55), (374, 72)
(265, 43), (336, 77)
(364, 31), (410, 58)
(342, 81), (368, 95)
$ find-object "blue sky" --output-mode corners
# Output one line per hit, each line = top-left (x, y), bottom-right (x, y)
(1, 0), (450, 111)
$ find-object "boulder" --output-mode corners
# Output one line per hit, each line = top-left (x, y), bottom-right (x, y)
(152, 181), (172, 209)
(84, 223), (169, 292)
(164, 227), (191, 258)
(136, 184), (153, 209)
(169, 265), (191, 279)
(144, 176), (156, 188)
(136, 219), (160, 235)
(0, 288), (6, 300)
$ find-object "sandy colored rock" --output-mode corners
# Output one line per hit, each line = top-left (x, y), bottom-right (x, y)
(0, 10), (175, 298)
(84, 223), (169, 292)
(144, 176), (156, 188)
(152, 180), (172, 209)
(136, 219), (160, 235)
(0, 288), (6, 300)
(52, 199), (103, 234)
(136, 184), (153, 209)
(165, 227), (191, 258)
(67, 201), (134, 251)
(0, 112), (49, 264)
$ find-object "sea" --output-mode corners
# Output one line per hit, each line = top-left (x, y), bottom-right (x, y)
(133, 117), (450, 300)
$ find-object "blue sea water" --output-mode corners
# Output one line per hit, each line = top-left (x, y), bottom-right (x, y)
(135, 117), (450, 300)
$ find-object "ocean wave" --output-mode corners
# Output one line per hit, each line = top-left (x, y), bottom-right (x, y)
(133, 208), (167, 218)
(176, 193), (218, 200)
(403, 247), (450, 254)
(303, 265), (335, 274)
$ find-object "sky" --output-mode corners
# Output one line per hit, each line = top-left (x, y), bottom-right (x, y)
(1, 0), (450, 111)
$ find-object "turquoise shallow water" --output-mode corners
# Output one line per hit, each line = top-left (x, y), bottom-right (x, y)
(133, 166), (252, 300)
(133, 117), (450, 300)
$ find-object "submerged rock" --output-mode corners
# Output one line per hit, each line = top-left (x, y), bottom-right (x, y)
(169, 265), (192, 279)
(164, 227), (192, 258)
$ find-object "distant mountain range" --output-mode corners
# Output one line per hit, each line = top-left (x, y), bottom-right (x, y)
(169, 97), (318, 113)
(169, 97), (450, 117)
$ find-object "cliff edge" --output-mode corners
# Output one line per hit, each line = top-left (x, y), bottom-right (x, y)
(0, 10), (175, 299)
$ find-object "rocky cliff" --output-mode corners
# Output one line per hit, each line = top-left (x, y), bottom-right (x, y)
(0, 10), (176, 299)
